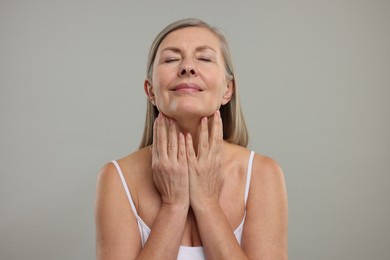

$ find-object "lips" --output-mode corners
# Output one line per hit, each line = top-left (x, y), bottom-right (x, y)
(172, 83), (203, 92)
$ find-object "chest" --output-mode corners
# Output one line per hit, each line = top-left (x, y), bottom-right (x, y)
(134, 167), (247, 246)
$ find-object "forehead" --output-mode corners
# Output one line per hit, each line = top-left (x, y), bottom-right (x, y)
(158, 27), (221, 53)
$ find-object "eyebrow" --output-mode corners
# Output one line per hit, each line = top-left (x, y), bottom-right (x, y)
(195, 45), (217, 53)
(160, 45), (217, 54)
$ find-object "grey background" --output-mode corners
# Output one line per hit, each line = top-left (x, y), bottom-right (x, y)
(1, 0), (389, 259)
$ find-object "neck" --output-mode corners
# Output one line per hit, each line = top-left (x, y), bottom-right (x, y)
(174, 115), (215, 154)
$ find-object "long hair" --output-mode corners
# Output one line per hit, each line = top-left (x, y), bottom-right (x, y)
(139, 18), (248, 149)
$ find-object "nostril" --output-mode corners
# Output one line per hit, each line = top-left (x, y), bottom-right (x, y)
(179, 66), (196, 76)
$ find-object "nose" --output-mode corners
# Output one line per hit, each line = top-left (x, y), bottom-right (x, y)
(178, 60), (197, 77)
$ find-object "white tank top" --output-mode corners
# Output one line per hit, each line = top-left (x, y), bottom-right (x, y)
(112, 150), (255, 260)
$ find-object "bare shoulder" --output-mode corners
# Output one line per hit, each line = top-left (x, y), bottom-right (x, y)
(95, 147), (152, 209)
(95, 160), (122, 202)
(242, 152), (288, 258)
(97, 147), (151, 183)
(97, 160), (119, 187)
(95, 147), (152, 214)
(117, 146), (152, 174)
(223, 141), (253, 166)
(249, 152), (287, 208)
(96, 149), (140, 204)
(95, 148), (150, 259)
(252, 153), (285, 185)
(223, 142), (285, 186)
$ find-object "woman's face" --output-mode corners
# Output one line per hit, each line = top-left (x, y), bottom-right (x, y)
(147, 27), (233, 120)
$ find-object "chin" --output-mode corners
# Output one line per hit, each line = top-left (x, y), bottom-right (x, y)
(160, 103), (218, 119)
(170, 110), (215, 120)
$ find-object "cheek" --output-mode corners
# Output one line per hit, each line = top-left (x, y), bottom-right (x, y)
(212, 77), (229, 96)
(153, 67), (173, 88)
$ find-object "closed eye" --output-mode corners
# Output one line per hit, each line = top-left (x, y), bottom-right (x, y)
(164, 58), (180, 63)
(198, 57), (212, 62)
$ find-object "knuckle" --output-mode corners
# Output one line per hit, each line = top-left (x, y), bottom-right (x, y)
(157, 137), (164, 146)
(167, 142), (175, 153)
(188, 149), (195, 157)
(178, 150), (185, 161)
(201, 142), (209, 150)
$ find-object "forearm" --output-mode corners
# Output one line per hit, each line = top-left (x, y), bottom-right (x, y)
(192, 200), (248, 260)
(137, 204), (188, 260)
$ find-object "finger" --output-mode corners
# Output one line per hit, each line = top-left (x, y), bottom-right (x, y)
(210, 110), (223, 153)
(167, 117), (178, 159)
(198, 116), (209, 160)
(152, 117), (159, 159)
(186, 133), (196, 164)
(178, 132), (187, 165)
(156, 113), (168, 159)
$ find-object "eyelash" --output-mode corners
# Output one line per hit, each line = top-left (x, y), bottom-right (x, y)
(164, 58), (179, 63)
(163, 57), (213, 63)
(198, 57), (212, 62)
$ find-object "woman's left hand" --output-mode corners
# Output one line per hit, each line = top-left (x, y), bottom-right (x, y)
(186, 110), (224, 208)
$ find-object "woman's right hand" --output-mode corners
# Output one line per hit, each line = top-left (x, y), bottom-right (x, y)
(152, 113), (190, 208)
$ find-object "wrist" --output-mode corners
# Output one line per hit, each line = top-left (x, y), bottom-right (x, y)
(190, 196), (220, 211)
(161, 201), (190, 212)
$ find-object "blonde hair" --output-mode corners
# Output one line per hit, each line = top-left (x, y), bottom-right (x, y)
(139, 18), (248, 148)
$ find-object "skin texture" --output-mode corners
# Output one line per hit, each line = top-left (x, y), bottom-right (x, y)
(95, 27), (288, 260)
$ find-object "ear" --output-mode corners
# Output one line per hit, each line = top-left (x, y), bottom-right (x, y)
(144, 79), (156, 105)
(221, 79), (234, 105)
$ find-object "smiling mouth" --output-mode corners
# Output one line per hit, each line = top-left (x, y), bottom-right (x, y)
(172, 83), (203, 92)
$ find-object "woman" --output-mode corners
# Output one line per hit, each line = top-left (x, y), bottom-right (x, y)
(95, 18), (288, 259)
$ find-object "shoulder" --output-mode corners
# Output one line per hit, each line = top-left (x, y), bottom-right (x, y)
(96, 147), (152, 193)
(95, 151), (145, 258)
(95, 161), (124, 208)
(224, 142), (285, 185)
(243, 153), (288, 257)
(99, 147), (151, 177)
(96, 161), (120, 195)
(250, 153), (286, 197)
(223, 141), (252, 163)
(247, 153), (288, 225)
(95, 148), (151, 224)
(252, 153), (284, 182)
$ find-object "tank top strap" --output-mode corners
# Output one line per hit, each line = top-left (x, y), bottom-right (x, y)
(111, 160), (139, 217)
(244, 151), (255, 205)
